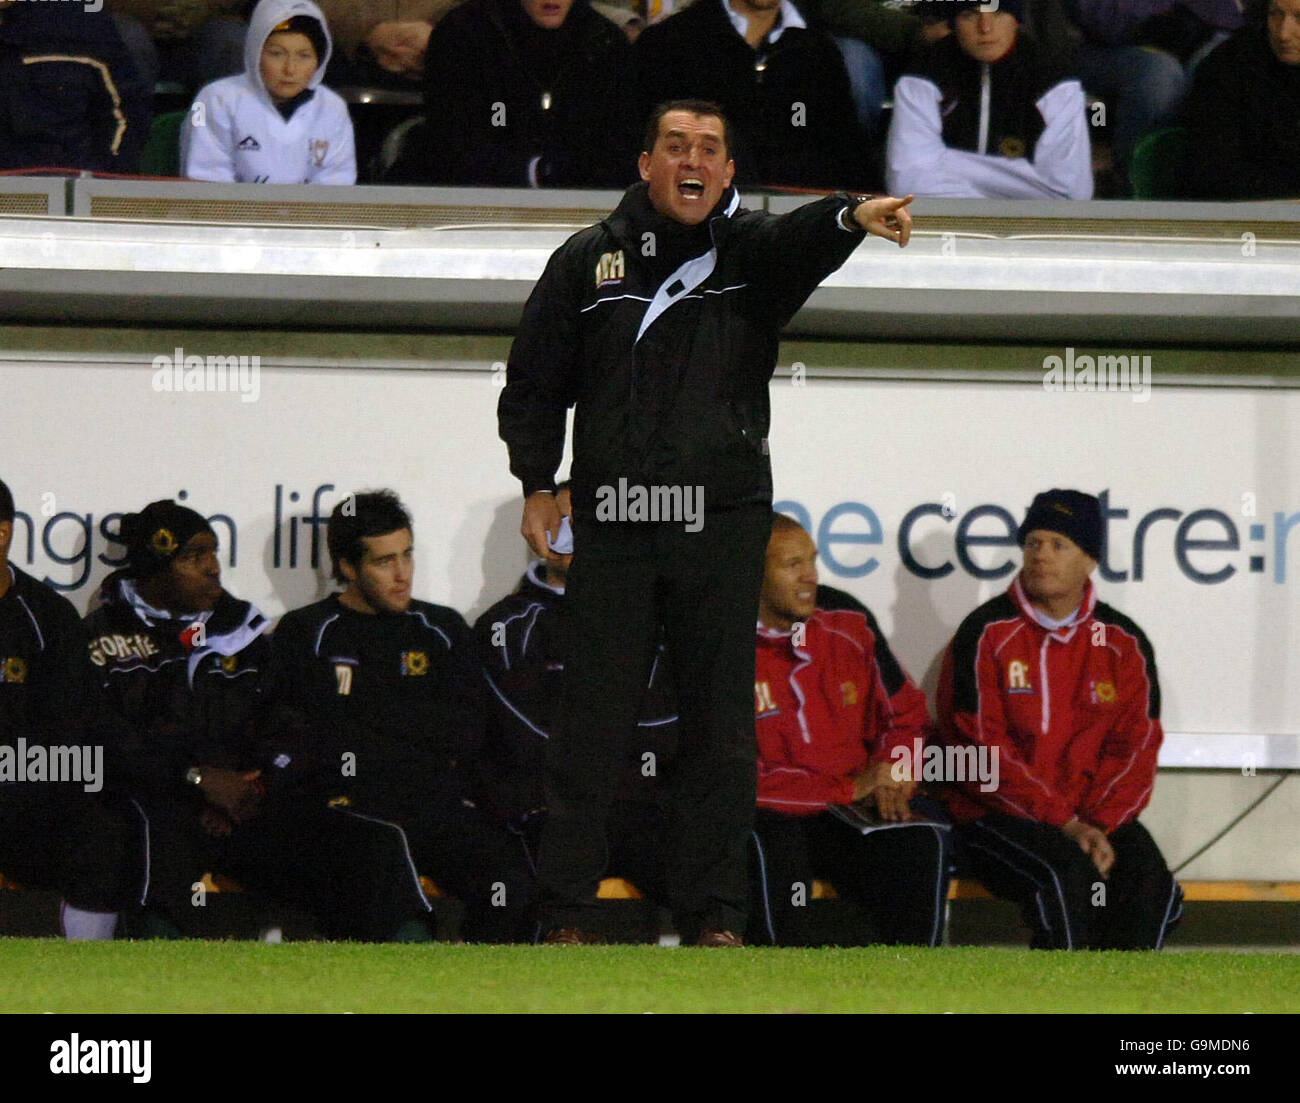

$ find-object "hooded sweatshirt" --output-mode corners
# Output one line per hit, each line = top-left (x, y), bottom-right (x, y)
(181, 0), (355, 183)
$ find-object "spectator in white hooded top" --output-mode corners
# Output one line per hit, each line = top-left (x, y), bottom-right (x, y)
(886, 0), (1092, 199)
(182, 0), (355, 183)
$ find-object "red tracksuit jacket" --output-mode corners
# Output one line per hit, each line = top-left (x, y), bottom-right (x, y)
(754, 607), (932, 814)
(936, 576), (1163, 833)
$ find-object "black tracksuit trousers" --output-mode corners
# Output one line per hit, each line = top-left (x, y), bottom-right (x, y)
(538, 506), (770, 940)
(132, 795), (432, 942)
(0, 784), (139, 912)
(956, 814), (1183, 949)
(747, 807), (951, 947)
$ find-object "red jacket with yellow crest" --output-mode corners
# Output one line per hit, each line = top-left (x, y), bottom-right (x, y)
(754, 607), (931, 815)
(936, 576), (1163, 833)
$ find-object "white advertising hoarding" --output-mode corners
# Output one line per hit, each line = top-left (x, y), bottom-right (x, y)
(3, 356), (1298, 770)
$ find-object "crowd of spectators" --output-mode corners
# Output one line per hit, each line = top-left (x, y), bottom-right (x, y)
(0, 0), (1296, 198)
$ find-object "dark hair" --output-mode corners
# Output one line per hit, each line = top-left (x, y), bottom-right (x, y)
(0, 478), (12, 524)
(269, 14), (328, 62)
(328, 489), (412, 582)
(643, 99), (732, 159)
(770, 511), (806, 536)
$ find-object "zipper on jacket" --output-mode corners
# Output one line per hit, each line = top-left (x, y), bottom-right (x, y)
(1039, 634), (1051, 735)
(978, 63), (990, 156)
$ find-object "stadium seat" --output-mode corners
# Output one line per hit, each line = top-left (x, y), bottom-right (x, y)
(138, 110), (189, 178)
(1129, 126), (1189, 200)
(376, 115), (426, 181)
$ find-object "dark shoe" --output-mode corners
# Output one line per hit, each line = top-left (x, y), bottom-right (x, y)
(696, 929), (744, 948)
(544, 927), (603, 945)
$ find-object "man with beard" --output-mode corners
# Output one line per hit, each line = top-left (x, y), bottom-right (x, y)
(269, 490), (539, 942)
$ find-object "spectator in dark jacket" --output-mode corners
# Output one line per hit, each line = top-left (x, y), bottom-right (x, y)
(390, 0), (638, 186)
(634, 0), (873, 190)
(1067, 0), (1242, 181)
(0, 0), (151, 173)
(1182, 0), (1300, 198)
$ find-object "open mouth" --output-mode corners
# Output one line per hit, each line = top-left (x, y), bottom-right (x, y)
(677, 177), (705, 199)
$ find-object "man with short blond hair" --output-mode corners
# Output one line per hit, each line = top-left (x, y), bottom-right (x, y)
(937, 489), (1181, 950)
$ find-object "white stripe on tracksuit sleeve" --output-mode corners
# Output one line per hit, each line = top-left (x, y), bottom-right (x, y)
(886, 74), (1093, 200)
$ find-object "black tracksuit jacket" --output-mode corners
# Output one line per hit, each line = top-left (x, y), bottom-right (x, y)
(266, 595), (485, 813)
(83, 576), (272, 803)
(498, 181), (868, 514)
(0, 564), (89, 748)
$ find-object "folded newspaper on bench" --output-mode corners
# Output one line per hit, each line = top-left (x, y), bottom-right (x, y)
(827, 800), (952, 835)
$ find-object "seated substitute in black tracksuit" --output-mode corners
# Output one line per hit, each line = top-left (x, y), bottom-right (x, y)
(0, 478), (137, 939)
(474, 489), (678, 915)
(85, 500), (431, 941)
(267, 490), (539, 943)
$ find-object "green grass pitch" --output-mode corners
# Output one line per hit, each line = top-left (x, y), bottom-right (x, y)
(1, 940), (1297, 1013)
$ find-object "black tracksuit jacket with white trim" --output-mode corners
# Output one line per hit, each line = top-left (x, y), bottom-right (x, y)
(83, 575), (271, 803)
(498, 181), (868, 513)
(266, 595), (485, 811)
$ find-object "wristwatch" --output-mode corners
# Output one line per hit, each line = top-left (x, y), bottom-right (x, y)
(841, 194), (874, 232)
(185, 766), (203, 787)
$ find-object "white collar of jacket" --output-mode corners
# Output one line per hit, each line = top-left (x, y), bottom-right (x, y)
(631, 186), (742, 343)
(118, 577), (266, 655)
(720, 0), (806, 44)
(524, 559), (565, 596)
(120, 577), (211, 628)
(1009, 574), (1097, 639)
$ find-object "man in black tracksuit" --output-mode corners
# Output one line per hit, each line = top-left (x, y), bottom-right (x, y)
(268, 490), (539, 942)
(498, 99), (914, 944)
(86, 499), (431, 941)
(0, 478), (136, 939)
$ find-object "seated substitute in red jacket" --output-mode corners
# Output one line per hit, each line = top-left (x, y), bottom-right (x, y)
(937, 488), (1181, 950)
(750, 513), (950, 948)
